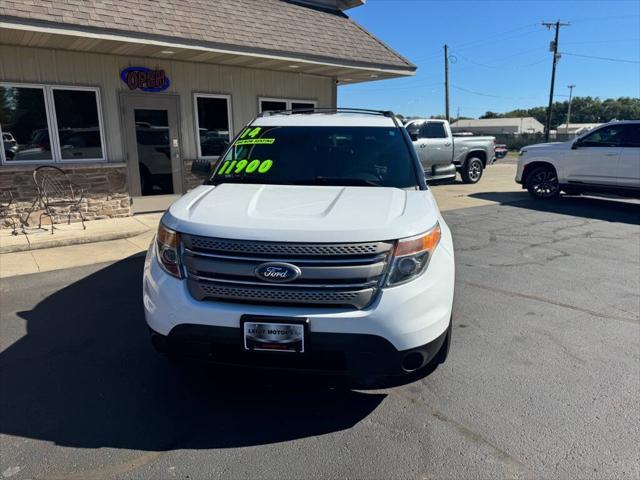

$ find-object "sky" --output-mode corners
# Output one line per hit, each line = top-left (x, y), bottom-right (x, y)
(337, 0), (640, 118)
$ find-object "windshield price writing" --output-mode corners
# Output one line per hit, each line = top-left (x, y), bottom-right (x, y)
(218, 158), (274, 175)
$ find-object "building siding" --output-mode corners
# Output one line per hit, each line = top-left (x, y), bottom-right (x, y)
(0, 45), (335, 164)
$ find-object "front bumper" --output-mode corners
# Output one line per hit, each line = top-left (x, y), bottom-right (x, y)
(149, 323), (449, 376)
(515, 159), (525, 184)
(143, 230), (455, 374)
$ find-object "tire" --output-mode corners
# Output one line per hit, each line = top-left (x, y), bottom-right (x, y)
(461, 157), (484, 184)
(526, 165), (560, 199)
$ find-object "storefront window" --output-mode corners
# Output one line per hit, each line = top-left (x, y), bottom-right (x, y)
(53, 89), (104, 160)
(291, 102), (316, 112)
(260, 100), (287, 113)
(259, 98), (317, 114)
(0, 86), (53, 162)
(194, 94), (232, 158)
(0, 83), (105, 164)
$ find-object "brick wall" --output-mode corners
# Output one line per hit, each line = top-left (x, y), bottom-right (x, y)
(1, 163), (131, 229)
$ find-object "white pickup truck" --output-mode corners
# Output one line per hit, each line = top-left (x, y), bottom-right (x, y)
(405, 119), (495, 183)
(143, 109), (455, 385)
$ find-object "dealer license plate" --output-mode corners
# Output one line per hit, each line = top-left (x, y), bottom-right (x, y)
(243, 318), (306, 353)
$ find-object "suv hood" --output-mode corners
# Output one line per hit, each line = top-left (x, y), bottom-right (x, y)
(163, 184), (439, 243)
(522, 141), (571, 152)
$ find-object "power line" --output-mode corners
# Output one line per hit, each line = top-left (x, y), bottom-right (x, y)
(560, 52), (640, 64)
(451, 85), (503, 99)
(451, 85), (543, 100)
(450, 49), (548, 70)
(570, 14), (640, 23)
(341, 81), (441, 94)
(450, 25), (542, 53)
(448, 23), (540, 51)
(411, 23), (542, 62)
(563, 38), (640, 45)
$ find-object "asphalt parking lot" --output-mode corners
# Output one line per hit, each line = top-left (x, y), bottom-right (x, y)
(1, 192), (639, 479)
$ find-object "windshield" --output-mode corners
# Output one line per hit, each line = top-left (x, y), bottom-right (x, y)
(207, 126), (419, 188)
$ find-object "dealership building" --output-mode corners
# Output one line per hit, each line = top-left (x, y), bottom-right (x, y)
(0, 0), (415, 221)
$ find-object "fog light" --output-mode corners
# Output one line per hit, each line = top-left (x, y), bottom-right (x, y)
(401, 351), (424, 372)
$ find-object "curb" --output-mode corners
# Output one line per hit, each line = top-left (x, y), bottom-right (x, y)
(0, 226), (150, 254)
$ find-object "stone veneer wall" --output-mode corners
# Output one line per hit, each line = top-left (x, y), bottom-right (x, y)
(1, 163), (131, 229)
(182, 158), (218, 191)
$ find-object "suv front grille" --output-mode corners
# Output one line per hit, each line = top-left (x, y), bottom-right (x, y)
(181, 235), (394, 309)
(189, 237), (388, 257)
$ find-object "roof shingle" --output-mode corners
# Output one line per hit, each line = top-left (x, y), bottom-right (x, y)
(0, 0), (415, 71)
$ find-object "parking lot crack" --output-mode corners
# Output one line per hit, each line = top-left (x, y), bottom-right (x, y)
(464, 281), (639, 324)
(393, 389), (538, 479)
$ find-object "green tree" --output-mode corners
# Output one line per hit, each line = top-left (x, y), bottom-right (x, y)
(480, 111), (502, 119)
(477, 97), (639, 129)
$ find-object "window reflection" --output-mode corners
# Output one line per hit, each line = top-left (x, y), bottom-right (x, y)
(53, 89), (103, 160)
(0, 86), (53, 161)
(259, 99), (317, 114)
(135, 109), (173, 196)
(291, 102), (316, 112)
(196, 96), (230, 157)
(260, 100), (287, 113)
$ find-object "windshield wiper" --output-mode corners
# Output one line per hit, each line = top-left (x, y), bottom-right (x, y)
(293, 176), (381, 187)
(209, 176), (382, 187)
(208, 177), (266, 186)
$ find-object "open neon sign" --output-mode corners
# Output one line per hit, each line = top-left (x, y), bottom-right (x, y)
(120, 67), (170, 92)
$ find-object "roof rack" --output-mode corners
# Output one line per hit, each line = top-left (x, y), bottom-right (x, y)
(257, 107), (397, 118)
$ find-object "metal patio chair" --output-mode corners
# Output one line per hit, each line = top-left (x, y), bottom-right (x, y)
(31, 166), (86, 234)
(0, 190), (19, 235)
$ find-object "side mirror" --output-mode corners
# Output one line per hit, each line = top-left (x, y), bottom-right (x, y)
(571, 140), (581, 150)
(409, 133), (419, 142)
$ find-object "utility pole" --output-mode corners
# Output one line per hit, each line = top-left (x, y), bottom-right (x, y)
(542, 20), (570, 142)
(565, 84), (575, 134)
(444, 44), (450, 122)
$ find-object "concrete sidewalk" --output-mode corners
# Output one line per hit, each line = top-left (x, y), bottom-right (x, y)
(0, 164), (523, 278)
(0, 214), (158, 254)
(0, 213), (161, 278)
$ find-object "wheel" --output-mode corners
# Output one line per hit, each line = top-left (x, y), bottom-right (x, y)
(526, 165), (560, 199)
(461, 157), (483, 184)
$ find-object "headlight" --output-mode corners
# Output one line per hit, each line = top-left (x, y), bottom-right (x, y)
(156, 222), (183, 278)
(519, 149), (527, 156)
(386, 222), (441, 286)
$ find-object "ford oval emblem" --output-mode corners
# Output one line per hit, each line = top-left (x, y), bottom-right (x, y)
(255, 262), (301, 283)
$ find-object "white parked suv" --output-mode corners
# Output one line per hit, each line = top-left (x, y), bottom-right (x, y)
(143, 109), (455, 383)
(516, 120), (640, 199)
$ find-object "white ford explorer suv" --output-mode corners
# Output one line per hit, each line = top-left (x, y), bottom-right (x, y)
(143, 109), (455, 383)
(516, 120), (640, 199)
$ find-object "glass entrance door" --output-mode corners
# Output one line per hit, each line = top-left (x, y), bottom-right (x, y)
(134, 109), (172, 195)
(121, 95), (182, 200)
